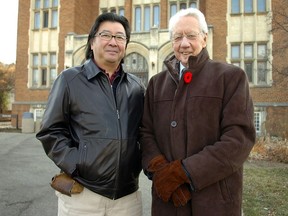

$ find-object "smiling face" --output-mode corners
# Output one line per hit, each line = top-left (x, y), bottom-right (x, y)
(90, 21), (127, 69)
(172, 16), (207, 67)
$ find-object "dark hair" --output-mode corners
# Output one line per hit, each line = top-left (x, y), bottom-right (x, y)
(85, 12), (131, 60)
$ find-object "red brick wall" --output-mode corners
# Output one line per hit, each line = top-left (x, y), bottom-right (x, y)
(265, 107), (288, 138)
(200, 0), (227, 62)
(58, 0), (100, 72)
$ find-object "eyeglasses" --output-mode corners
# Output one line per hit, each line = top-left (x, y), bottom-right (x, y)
(95, 32), (127, 43)
(172, 32), (201, 43)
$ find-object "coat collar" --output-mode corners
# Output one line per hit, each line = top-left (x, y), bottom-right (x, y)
(81, 58), (125, 80)
(164, 48), (210, 79)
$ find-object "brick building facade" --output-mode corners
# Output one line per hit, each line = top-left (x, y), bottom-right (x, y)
(13, 0), (288, 139)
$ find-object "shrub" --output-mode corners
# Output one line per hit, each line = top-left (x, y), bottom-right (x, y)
(249, 136), (288, 163)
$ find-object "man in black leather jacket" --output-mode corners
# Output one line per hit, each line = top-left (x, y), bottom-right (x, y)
(36, 13), (145, 216)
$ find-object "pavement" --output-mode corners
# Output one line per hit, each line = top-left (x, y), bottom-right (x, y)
(0, 132), (152, 216)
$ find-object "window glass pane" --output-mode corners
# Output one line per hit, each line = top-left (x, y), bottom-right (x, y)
(43, 11), (49, 28)
(231, 0), (240, 14)
(52, 10), (58, 27)
(52, 0), (58, 7)
(35, 0), (41, 9)
(33, 55), (39, 66)
(254, 112), (261, 132)
(245, 62), (253, 82)
(42, 69), (47, 85)
(50, 53), (56, 65)
(50, 68), (57, 84)
(135, 7), (141, 32)
(44, 0), (49, 8)
(144, 6), (150, 31)
(170, 4), (177, 18)
(244, 44), (253, 58)
(33, 69), (39, 86)
(231, 45), (240, 59)
(153, 5), (159, 27)
(180, 3), (186, 9)
(41, 55), (47, 66)
(34, 12), (40, 29)
(257, 61), (267, 83)
(258, 44), (267, 58)
(257, 0), (266, 12)
(244, 0), (253, 13)
(119, 8), (124, 16)
(190, 2), (197, 8)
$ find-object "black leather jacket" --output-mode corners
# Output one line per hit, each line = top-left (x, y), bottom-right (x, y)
(36, 59), (145, 199)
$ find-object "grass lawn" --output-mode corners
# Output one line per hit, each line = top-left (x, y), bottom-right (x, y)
(243, 159), (288, 216)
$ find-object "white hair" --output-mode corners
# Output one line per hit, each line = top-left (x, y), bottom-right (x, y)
(169, 8), (208, 37)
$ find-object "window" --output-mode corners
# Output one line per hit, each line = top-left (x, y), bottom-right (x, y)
(34, 109), (45, 121)
(257, 0), (266, 12)
(119, 8), (124, 16)
(257, 62), (267, 83)
(180, 3), (187, 9)
(258, 44), (267, 58)
(41, 54), (47, 86)
(245, 62), (253, 82)
(44, 0), (49, 8)
(135, 7), (141, 32)
(51, 10), (58, 28)
(231, 45), (240, 59)
(34, 12), (40, 29)
(231, 0), (240, 14)
(170, 3), (177, 18)
(254, 112), (261, 133)
(32, 55), (39, 87)
(35, 0), (41, 9)
(52, 0), (58, 7)
(232, 0), (267, 14)
(33, 0), (58, 29)
(230, 43), (269, 85)
(50, 53), (57, 85)
(101, 7), (125, 16)
(153, 5), (159, 27)
(257, 44), (268, 84)
(244, 44), (253, 58)
(144, 6), (150, 31)
(244, 0), (253, 13)
(41, 69), (47, 86)
(169, 1), (198, 18)
(31, 53), (57, 88)
(190, 1), (197, 8)
(43, 11), (49, 28)
(134, 5), (160, 31)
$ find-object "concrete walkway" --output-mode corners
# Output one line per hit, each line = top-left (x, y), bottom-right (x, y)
(0, 132), (152, 216)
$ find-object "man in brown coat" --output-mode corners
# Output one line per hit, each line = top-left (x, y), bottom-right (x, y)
(140, 8), (256, 216)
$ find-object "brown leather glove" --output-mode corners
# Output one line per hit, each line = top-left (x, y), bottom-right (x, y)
(153, 160), (189, 202)
(50, 173), (84, 196)
(171, 184), (192, 207)
(147, 155), (168, 172)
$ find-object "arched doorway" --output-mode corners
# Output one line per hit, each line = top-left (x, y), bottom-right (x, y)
(123, 52), (148, 86)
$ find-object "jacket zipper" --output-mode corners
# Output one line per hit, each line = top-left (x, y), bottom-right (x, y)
(107, 74), (123, 200)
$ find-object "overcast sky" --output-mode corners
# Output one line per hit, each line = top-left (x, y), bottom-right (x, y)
(0, 0), (19, 64)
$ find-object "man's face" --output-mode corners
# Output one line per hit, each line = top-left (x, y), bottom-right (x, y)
(91, 21), (127, 68)
(172, 16), (207, 67)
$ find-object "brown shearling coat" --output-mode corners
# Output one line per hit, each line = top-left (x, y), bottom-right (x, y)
(140, 48), (256, 216)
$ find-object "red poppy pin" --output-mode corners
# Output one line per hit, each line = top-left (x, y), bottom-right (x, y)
(183, 71), (193, 84)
